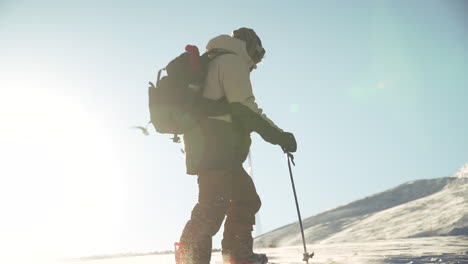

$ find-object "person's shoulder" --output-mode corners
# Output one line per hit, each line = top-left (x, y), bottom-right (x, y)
(213, 52), (241, 63)
(213, 53), (248, 71)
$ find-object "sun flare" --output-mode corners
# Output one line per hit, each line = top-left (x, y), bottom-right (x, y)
(1, 70), (127, 260)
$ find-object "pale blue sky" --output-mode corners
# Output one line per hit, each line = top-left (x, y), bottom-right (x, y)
(0, 0), (467, 260)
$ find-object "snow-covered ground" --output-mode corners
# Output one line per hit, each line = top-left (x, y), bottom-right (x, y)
(60, 164), (468, 264)
(63, 236), (467, 264)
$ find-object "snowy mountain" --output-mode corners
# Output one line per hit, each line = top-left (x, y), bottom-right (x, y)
(453, 163), (468, 178)
(254, 165), (468, 247)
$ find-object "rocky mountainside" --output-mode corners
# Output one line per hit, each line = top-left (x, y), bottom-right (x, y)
(254, 164), (468, 247)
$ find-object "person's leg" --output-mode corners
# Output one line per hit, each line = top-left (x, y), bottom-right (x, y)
(222, 168), (262, 262)
(179, 170), (232, 264)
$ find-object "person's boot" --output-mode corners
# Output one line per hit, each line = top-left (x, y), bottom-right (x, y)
(221, 229), (268, 264)
(222, 200), (265, 264)
(222, 252), (268, 264)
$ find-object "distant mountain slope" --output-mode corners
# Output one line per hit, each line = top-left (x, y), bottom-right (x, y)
(255, 170), (468, 247)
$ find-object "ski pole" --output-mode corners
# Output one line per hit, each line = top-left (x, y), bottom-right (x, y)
(286, 152), (314, 263)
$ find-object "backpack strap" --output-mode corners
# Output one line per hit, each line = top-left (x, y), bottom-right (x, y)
(211, 51), (233, 57)
(200, 51), (234, 95)
(207, 50), (234, 60)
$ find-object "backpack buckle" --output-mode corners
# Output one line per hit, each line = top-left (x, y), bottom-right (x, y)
(171, 134), (181, 143)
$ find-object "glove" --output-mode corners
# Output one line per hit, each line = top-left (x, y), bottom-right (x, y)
(278, 132), (297, 153)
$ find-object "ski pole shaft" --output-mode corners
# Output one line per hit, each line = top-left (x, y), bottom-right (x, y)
(286, 153), (314, 263)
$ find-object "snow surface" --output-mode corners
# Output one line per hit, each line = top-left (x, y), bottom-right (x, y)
(62, 236), (467, 264)
(58, 169), (468, 264)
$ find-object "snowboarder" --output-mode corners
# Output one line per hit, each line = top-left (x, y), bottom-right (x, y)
(178, 27), (297, 264)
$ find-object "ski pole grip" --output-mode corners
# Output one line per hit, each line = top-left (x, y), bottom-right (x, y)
(286, 152), (296, 166)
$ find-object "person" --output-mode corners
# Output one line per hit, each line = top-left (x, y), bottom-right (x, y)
(178, 27), (297, 264)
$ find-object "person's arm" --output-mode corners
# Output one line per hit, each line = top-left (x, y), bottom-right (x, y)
(219, 56), (296, 152)
(220, 55), (282, 130)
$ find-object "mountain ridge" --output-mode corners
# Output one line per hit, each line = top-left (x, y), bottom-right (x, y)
(254, 175), (467, 247)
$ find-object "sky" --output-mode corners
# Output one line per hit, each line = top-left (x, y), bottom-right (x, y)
(0, 0), (467, 262)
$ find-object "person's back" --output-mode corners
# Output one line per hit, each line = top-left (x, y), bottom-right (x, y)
(178, 28), (296, 264)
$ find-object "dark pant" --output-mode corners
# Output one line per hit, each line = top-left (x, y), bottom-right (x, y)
(179, 168), (261, 264)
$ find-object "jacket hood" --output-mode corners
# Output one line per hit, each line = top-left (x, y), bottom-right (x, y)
(206, 35), (255, 67)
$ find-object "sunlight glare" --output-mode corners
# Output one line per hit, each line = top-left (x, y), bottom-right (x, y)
(0, 68), (128, 261)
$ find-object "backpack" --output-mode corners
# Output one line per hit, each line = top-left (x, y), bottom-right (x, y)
(148, 45), (230, 142)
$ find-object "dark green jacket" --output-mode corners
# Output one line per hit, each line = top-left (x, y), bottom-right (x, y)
(184, 117), (251, 175)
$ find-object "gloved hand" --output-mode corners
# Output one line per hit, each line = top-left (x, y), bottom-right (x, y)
(278, 132), (297, 153)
